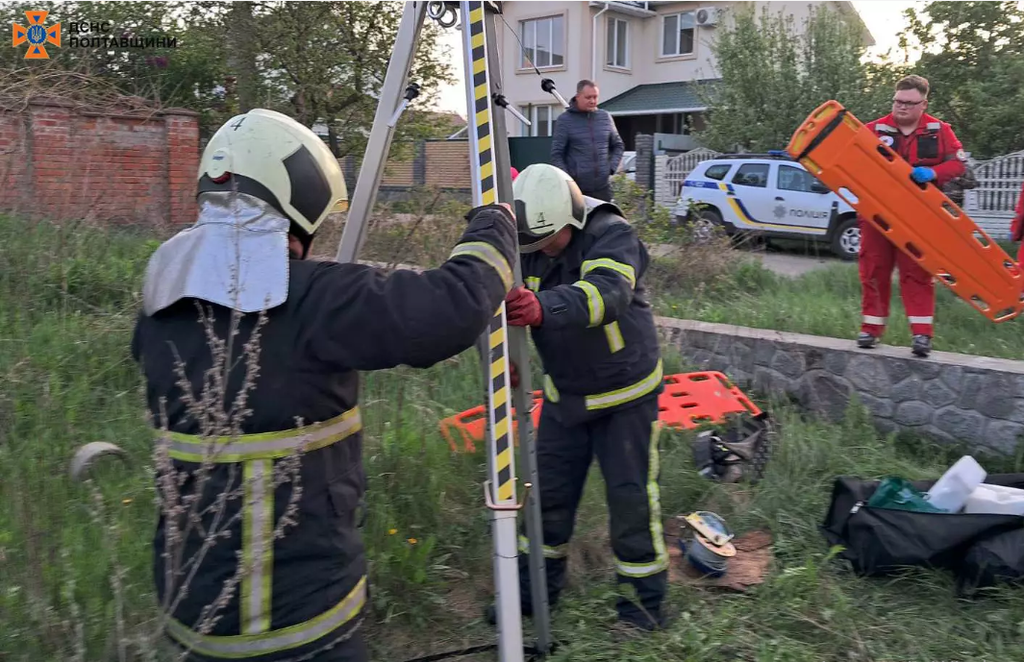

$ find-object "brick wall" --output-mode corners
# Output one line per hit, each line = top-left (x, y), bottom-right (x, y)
(340, 139), (472, 193)
(423, 141), (471, 189)
(0, 99), (200, 227)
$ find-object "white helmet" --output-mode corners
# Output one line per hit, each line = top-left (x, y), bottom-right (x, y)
(197, 108), (348, 249)
(512, 163), (587, 253)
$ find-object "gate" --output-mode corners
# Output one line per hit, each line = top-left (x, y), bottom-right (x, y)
(508, 136), (554, 171)
(964, 150), (1024, 238)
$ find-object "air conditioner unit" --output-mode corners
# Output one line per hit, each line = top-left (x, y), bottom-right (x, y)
(695, 7), (720, 26)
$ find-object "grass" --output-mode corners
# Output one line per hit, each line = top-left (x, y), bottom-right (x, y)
(3, 212), (1024, 662)
(649, 247), (1024, 361)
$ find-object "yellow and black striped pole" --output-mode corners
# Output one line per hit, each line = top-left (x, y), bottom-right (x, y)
(460, 3), (525, 660)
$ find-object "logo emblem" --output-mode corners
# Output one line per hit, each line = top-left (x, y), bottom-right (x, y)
(12, 10), (61, 59)
(880, 136), (894, 147)
(956, 148), (968, 162)
(773, 204), (787, 220)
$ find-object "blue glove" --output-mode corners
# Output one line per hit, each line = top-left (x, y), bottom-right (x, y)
(911, 166), (936, 184)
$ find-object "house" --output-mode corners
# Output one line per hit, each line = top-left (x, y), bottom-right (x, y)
(496, 1), (874, 152)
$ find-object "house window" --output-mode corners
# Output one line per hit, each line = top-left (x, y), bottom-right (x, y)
(606, 17), (629, 68)
(520, 15), (565, 69)
(661, 11), (695, 57)
(517, 104), (563, 137)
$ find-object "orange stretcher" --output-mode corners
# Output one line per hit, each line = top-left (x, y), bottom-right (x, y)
(438, 372), (763, 453)
(786, 100), (1024, 323)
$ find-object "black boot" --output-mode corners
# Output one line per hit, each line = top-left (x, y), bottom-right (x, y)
(912, 334), (932, 357)
(857, 332), (878, 349)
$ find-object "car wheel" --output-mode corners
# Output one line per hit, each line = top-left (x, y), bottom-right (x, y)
(682, 208), (724, 244)
(831, 216), (860, 260)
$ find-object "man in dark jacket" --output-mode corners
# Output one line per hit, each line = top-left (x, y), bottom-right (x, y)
(550, 80), (626, 202)
(132, 108), (517, 661)
(499, 163), (668, 632)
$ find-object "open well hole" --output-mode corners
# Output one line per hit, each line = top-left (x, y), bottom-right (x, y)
(876, 144), (895, 161)
(1004, 260), (1020, 277)
(941, 201), (961, 218)
(972, 295), (990, 311)
(905, 242), (923, 259)
(973, 230), (990, 248)
(937, 270), (957, 285)
(873, 215), (891, 231)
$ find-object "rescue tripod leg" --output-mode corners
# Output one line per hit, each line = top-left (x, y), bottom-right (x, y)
(334, 2), (552, 659)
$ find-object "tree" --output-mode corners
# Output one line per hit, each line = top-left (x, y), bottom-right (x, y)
(896, 1), (1024, 158)
(1, 1), (228, 104)
(238, 1), (455, 158)
(695, 3), (892, 153)
(1, 1), (458, 156)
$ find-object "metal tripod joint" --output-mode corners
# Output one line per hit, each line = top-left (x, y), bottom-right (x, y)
(540, 78), (569, 109)
(388, 82), (422, 128)
(492, 93), (531, 127)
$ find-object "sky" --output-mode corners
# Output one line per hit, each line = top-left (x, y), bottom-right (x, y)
(429, 0), (919, 117)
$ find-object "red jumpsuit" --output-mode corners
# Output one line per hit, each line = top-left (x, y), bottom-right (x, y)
(1011, 181), (1024, 266)
(859, 113), (966, 338)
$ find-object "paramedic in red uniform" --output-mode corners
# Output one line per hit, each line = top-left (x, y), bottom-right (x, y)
(857, 75), (968, 358)
(1011, 181), (1024, 266)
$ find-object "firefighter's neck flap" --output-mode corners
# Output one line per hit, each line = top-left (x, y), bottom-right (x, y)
(143, 107), (349, 317)
(142, 192), (290, 316)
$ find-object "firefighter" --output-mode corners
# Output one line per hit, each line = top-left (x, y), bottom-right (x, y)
(496, 163), (668, 631)
(858, 74), (967, 358)
(131, 108), (517, 662)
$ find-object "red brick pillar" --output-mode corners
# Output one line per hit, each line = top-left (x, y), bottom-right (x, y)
(163, 108), (200, 226)
(29, 102), (74, 221)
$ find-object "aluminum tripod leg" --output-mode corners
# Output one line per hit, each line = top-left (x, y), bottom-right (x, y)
(460, 3), (527, 661)
(476, 4), (552, 655)
(335, 1), (427, 263)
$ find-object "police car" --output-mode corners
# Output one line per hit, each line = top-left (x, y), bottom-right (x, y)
(674, 153), (860, 259)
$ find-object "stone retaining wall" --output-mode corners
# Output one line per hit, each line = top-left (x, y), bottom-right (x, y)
(656, 317), (1024, 456)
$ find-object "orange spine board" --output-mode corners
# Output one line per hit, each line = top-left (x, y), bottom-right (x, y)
(786, 100), (1023, 323)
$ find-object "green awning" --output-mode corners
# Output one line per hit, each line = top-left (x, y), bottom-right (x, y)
(599, 80), (718, 116)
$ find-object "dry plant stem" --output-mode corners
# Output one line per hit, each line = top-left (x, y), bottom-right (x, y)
(385, 188), (444, 271)
(84, 479), (129, 662)
(154, 305), (270, 643)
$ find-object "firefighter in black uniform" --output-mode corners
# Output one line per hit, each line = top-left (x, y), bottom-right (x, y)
(132, 108), (517, 661)
(501, 163), (668, 631)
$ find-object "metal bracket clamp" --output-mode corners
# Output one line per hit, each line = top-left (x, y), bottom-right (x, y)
(484, 479), (531, 511)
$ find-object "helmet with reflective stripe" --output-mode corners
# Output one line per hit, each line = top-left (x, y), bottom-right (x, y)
(511, 163), (586, 253)
(197, 109), (348, 252)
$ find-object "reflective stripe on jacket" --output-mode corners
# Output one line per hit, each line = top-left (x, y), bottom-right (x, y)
(131, 206), (517, 659)
(522, 205), (662, 426)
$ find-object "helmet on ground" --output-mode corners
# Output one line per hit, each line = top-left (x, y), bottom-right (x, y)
(511, 163), (586, 253)
(196, 108), (348, 254)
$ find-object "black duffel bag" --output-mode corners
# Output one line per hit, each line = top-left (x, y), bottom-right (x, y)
(821, 474), (1024, 589)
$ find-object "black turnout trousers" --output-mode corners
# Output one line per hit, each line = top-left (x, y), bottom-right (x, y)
(517, 395), (667, 625)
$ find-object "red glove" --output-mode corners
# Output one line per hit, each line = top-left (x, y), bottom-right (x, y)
(509, 361), (520, 388)
(505, 286), (543, 327)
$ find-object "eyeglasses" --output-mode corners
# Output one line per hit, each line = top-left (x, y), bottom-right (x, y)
(892, 99), (925, 108)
